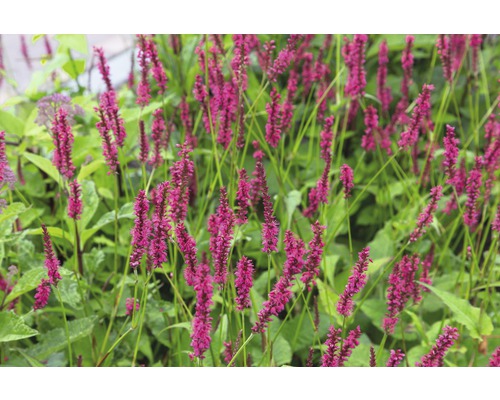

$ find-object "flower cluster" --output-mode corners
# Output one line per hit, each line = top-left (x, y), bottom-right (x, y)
(416, 325), (459, 367)
(321, 325), (362, 367)
(409, 185), (443, 243)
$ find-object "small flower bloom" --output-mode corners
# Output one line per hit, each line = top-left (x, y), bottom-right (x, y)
(369, 346), (376, 367)
(42, 224), (62, 285)
(235, 256), (254, 310)
(386, 349), (405, 367)
(67, 179), (82, 220)
(98, 90), (126, 148)
(343, 35), (368, 98)
(148, 37), (167, 94)
(51, 108), (76, 179)
(33, 279), (51, 310)
(231, 34), (251, 91)
(398, 84), (434, 150)
(464, 156), (483, 228)
(409, 186), (443, 243)
(489, 347), (500, 367)
(281, 71), (298, 134)
(190, 255), (213, 360)
(36, 93), (84, 128)
(377, 40), (392, 113)
(320, 115), (335, 162)
(130, 190), (152, 269)
(136, 35), (151, 107)
(125, 297), (140, 316)
(303, 165), (330, 218)
(168, 143), (195, 223)
(416, 325), (459, 367)
(265, 87), (282, 148)
(340, 164), (354, 198)
(321, 325), (361, 367)
(401, 35), (414, 100)
(362, 106), (378, 152)
(470, 34), (482, 75)
(450, 34), (466, 72)
(337, 247), (372, 317)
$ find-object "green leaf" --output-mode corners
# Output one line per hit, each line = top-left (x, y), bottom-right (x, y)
(284, 190), (301, 227)
(62, 59), (86, 79)
(0, 110), (25, 137)
(78, 160), (105, 181)
(272, 335), (292, 366)
(80, 180), (99, 230)
(26, 226), (72, 246)
(5, 267), (46, 304)
(0, 202), (27, 225)
(54, 34), (88, 54)
(422, 283), (493, 340)
(0, 311), (38, 342)
(28, 316), (97, 359)
(23, 152), (61, 184)
(59, 276), (82, 309)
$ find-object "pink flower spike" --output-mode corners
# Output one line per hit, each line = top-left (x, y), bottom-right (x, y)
(443, 125), (460, 184)
(136, 35), (152, 107)
(492, 205), (500, 233)
(148, 181), (171, 269)
(416, 325), (459, 367)
(255, 161), (279, 253)
(337, 247), (372, 317)
(265, 87), (283, 148)
(267, 34), (303, 82)
(129, 190), (152, 269)
(340, 164), (354, 198)
(377, 40), (392, 113)
(190, 254), (214, 360)
(320, 115), (335, 162)
(489, 347), (500, 367)
(95, 107), (119, 174)
(148, 37), (167, 94)
(138, 120), (149, 164)
(301, 221), (325, 289)
(175, 222), (198, 286)
(125, 297), (140, 316)
(437, 35), (452, 83)
(33, 278), (51, 310)
(398, 84), (434, 150)
(234, 256), (254, 311)
(464, 156), (483, 228)
(343, 35), (368, 98)
(362, 105), (379, 152)
(93, 46), (113, 92)
(386, 349), (405, 367)
(42, 224), (62, 286)
(51, 107), (76, 179)
(409, 186), (443, 243)
(150, 109), (166, 168)
(98, 90), (126, 148)
(236, 168), (251, 225)
(67, 179), (83, 220)
(401, 35), (414, 100)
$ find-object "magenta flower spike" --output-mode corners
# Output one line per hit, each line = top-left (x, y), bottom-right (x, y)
(320, 115), (335, 162)
(95, 107), (119, 174)
(321, 325), (361, 367)
(33, 278), (51, 310)
(138, 120), (149, 164)
(450, 34), (466, 72)
(464, 156), (483, 228)
(489, 347), (500, 367)
(147, 36), (167, 94)
(125, 297), (140, 316)
(437, 35), (452, 83)
(255, 160), (279, 253)
(42, 224), (62, 285)
(377, 40), (392, 113)
(67, 179), (83, 220)
(234, 256), (254, 311)
(337, 247), (372, 317)
(409, 186), (443, 243)
(386, 349), (405, 367)
(150, 109), (166, 168)
(492, 206), (500, 233)
(416, 325), (459, 367)
(303, 166), (330, 218)
(136, 35), (152, 107)
(93, 46), (113, 92)
(0, 131), (16, 190)
(175, 222), (198, 286)
(343, 34), (368, 98)
(470, 34), (482, 75)
(129, 190), (152, 269)
(190, 254), (214, 360)
(401, 35), (414, 100)
(211, 187), (235, 285)
(149, 181), (171, 270)
(265, 87), (283, 148)
(168, 143), (195, 223)
(340, 164), (354, 198)
(301, 221), (325, 289)
(51, 107), (76, 179)
(236, 168), (251, 225)
(398, 84), (434, 150)
(362, 105), (379, 152)
(383, 254), (421, 334)
(420, 245), (435, 290)
(98, 90), (127, 148)
(231, 34), (251, 91)
(443, 125), (460, 184)
(267, 34), (302, 82)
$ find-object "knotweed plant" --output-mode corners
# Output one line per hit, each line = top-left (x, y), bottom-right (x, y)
(0, 34), (498, 368)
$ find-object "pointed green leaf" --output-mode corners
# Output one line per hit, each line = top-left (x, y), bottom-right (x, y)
(0, 311), (39, 342)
